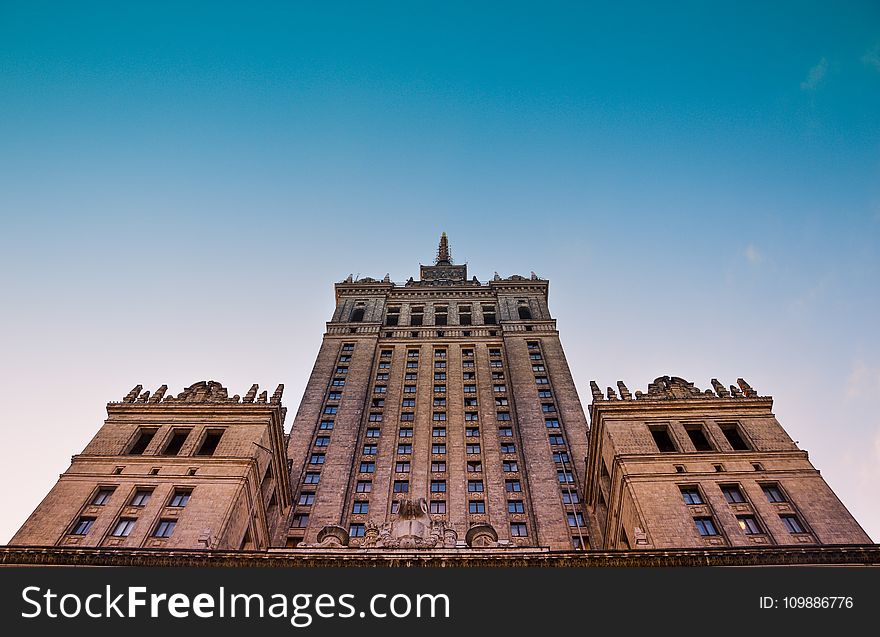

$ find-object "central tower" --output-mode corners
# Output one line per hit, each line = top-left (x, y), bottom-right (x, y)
(285, 234), (590, 550)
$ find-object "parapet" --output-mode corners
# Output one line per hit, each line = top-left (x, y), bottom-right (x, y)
(589, 376), (762, 403)
(116, 380), (285, 406)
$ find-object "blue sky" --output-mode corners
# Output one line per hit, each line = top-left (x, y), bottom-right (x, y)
(1, 1), (879, 542)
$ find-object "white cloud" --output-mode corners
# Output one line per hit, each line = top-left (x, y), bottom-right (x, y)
(863, 45), (880, 71)
(846, 360), (880, 400)
(744, 244), (763, 265)
(801, 57), (828, 90)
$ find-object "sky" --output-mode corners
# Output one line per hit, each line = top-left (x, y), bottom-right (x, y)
(1, 1), (878, 543)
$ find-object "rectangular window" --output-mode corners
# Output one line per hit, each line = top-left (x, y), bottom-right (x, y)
(169, 489), (191, 507)
(373, 385), (386, 393)
(397, 443), (412, 454)
(781, 514), (806, 534)
(400, 412), (415, 421)
(562, 491), (580, 504)
(430, 500), (446, 514)
(499, 427), (513, 437)
(462, 348), (474, 357)
(685, 425), (714, 451)
(380, 349), (392, 357)
(153, 519), (176, 538)
(332, 379), (346, 387)
(495, 397), (509, 406)
(467, 480), (484, 492)
(567, 512), (585, 527)
(541, 404), (556, 413)
(111, 518), (136, 537)
(431, 480), (447, 492)
(329, 392), (344, 400)
(368, 413), (383, 422)
(393, 480), (410, 493)
(319, 420), (334, 430)
(545, 419), (560, 429)
(402, 398), (416, 407)
(505, 480), (522, 492)
(406, 361), (418, 368)
(433, 412), (447, 421)
(407, 350), (419, 359)
(433, 398), (446, 407)
(352, 501), (369, 514)
(466, 444), (481, 454)
(494, 385), (507, 393)
(434, 372), (446, 380)
(432, 444), (446, 455)
(128, 428), (158, 455)
(465, 427), (480, 437)
(434, 349), (446, 358)
(434, 385), (446, 393)
(342, 344), (355, 352)
(349, 523), (366, 538)
(467, 461), (482, 472)
(366, 428), (380, 438)
(532, 365), (546, 372)
(497, 412), (511, 421)
(762, 484), (786, 503)
(548, 434), (564, 445)
(339, 356), (352, 363)
(465, 412), (479, 421)
(390, 501), (400, 514)
(131, 489), (153, 507)
(315, 436), (331, 447)
(434, 361), (446, 369)
(680, 487), (703, 505)
(298, 492), (315, 505)
(737, 515), (762, 535)
(464, 384), (477, 393)
(162, 429), (191, 456)
(309, 453), (325, 465)
(432, 427), (446, 437)
(304, 472), (320, 484)
(469, 500), (486, 513)
(71, 517), (95, 535)
(538, 390), (552, 398)
(91, 488), (115, 506)
(503, 461), (518, 472)
(535, 377), (549, 385)
(399, 428), (413, 437)
(403, 385), (417, 394)
(649, 426), (677, 453)
(362, 444), (377, 455)
(395, 461), (411, 473)
(501, 443), (516, 453)
(694, 517), (719, 536)
(197, 430), (225, 456)
(324, 406), (338, 414)
(510, 522), (528, 537)
(722, 485), (746, 503)
(336, 367), (348, 374)
(359, 462), (375, 473)
(720, 424), (750, 450)
(553, 451), (569, 463)
(356, 480), (372, 493)
(557, 470), (574, 483)
(431, 461), (446, 472)
(462, 372), (476, 380)
(508, 500), (525, 513)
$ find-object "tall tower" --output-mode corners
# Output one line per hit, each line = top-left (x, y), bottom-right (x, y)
(285, 234), (590, 550)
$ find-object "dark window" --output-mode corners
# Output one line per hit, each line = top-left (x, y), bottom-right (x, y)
(356, 480), (372, 493)
(162, 429), (191, 456)
(342, 343), (354, 351)
(467, 461), (482, 473)
(568, 512), (585, 527)
(393, 480), (409, 493)
(781, 515), (806, 534)
(557, 470), (574, 483)
(505, 480), (522, 492)
(431, 480), (447, 492)
(503, 461), (518, 472)
(722, 485), (746, 503)
(553, 452), (569, 463)
(562, 490), (580, 504)
(153, 519), (176, 538)
(298, 492), (315, 505)
(469, 500), (485, 513)
(694, 517), (719, 536)
(315, 436), (331, 447)
(111, 518), (136, 537)
(649, 426), (677, 453)
(467, 480), (484, 492)
(350, 307), (365, 322)
(410, 311), (423, 326)
(465, 427), (480, 437)
(548, 434), (564, 445)
(762, 484), (786, 503)
(511, 522), (528, 536)
(680, 487), (703, 505)
(169, 489), (191, 507)
(721, 424), (750, 450)
(399, 428), (413, 437)
(91, 488), (115, 506)
(431, 461), (446, 472)
(362, 444), (377, 454)
(430, 500), (446, 514)
(508, 500), (525, 513)
(366, 428), (380, 438)
(359, 462), (375, 473)
(397, 444), (412, 454)
(310, 453), (326, 465)
(737, 515), (762, 535)
(349, 523), (365, 538)
(128, 428), (157, 455)
(71, 517), (95, 535)
(131, 489), (153, 507)
(685, 426), (713, 451)
(432, 427), (446, 437)
(352, 502), (369, 514)
(304, 472), (320, 484)
(466, 444), (481, 454)
(501, 443), (516, 453)
(395, 461), (410, 473)
(432, 444), (446, 455)
(499, 427), (514, 437)
(197, 430), (224, 456)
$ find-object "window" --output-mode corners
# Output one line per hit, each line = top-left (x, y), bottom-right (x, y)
(462, 348), (474, 357)
(385, 307), (400, 326)
(464, 384), (476, 393)
(356, 480), (372, 493)
(505, 480), (522, 492)
(304, 472), (320, 484)
(434, 372), (446, 381)
(197, 430), (225, 456)
(310, 453), (326, 465)
(434, 349), (446, 359)
(462, 372), (476, 380)
(402, 398), (416, 407)
(548, 434), (564, 445)
(511, 522), (528, 536)
(395, 461), (410, 473)
(433, 412), (447, 421)
(483, 307), (497, 324)
(465, 412), (479, 421)
(128, 428), (157, 455)
(339, 357), (352, 364)
(694, 517), (719, 536)
(538, 390), (552, 398)
(720, 424), (750, 450)
(405, 373), (418, 381)
(490, 361), (503, 369)
(320, 420), (334, 430)
(407, 350), (419, 359)
(399, 428), (413, 437)
(359, 462), (375, 473)
(503, 461), (518, 472)
(432, 444), (446, 455)
(541, 404), (556, 413)
(406, 361), (418, 368)
(432, 427), (446, 438)
(762, 484), (786, 503)
(722, 485), (746, 503)
(404, 385), (417, 394)
(397, 443), (412, 454)
(324, 406), (338, 415)
(111, 518), (136, 537)
(552, 451), (569, 463)
(469, 500), (486, 513)
(434, 385), (446, 393)
(530, 353), (542, 360)
(497, 412), (511, 421)
(433, 398), (446, 407)
(557, 470), (574, 483)
(781, 515), (806, 534)
(315, 436), (331, 447)
(393, 480), (410, 493)
(333, 379), (346, 387)
(494, 385), (507, 393)
(362, 444), (377, 455)
(380, 349), (392, 357)
(366, 428), (380, 438)
(431, 461), (446, 472)
(71, 517), (95, 535)
(501, 443), (516, 453)
(91, 488), (115, 506)
(680, 487), (703, 505)
(545, 419), (560, 429)
(349, 523), (366, 538)
(162, 429), (191, 456)
(434, 360), (446, 369)
(467, 461), (482, 473)
(562, 490), (580, 504)
(430, 500), (446, 514)
(495, 397), (509, 406)
(532, 365), (546, 372)
(459, 306), (472, 325)
(350, 305), (365, 322)
(431, 480), (447, 493)
(508, 500), (525, 513)
(373, 385), (385, 393)
(342, 344), (355, 352)
(390, 501), (401, 514)
(737, 515), (762, 535)
(352, 501), (369, 514)
(535, 377), (549, 385)
(131, 489), (153, 507)
(468, 480), (484, 492)
(368, 413), (382, 422)
(685, 425), (714, 451)
(649, 426), (677, 453)
(466, 444), (481, 454)
(298, 492), (315, 505)
(330, 392), (344, 401)
(568, 512), (585, 527)
(153, 519), (176, 538)
(400, 412), (415, 421)
(169, 489), (191, 507)
(464, 427), (479, 437)
(499, 427), (513, 437)
(336, 367), (348, 375)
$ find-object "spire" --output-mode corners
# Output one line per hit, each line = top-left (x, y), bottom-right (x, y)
(435, 232), (452, 265)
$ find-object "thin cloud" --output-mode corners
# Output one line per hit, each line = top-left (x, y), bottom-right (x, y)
(846, 361), (880, 400)
(801, 57), (828, 90)
(863, 45), (880, 71)
(744, 244), (763, 265)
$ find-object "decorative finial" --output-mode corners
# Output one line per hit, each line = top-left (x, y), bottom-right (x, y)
(435, 232), (452, 265)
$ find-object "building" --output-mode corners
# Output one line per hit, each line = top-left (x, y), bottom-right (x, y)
(3, 234), (876, 567)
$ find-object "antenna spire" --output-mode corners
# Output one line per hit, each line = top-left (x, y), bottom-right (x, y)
(436, 232), (452, 265)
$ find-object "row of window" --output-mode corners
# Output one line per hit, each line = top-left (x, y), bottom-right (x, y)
(693, 513), (805, 537)
(70, 486), (191, 538)
(682, 483), (808, 537)
(380, 305), (500, 327)
(126, 427), (225, 457)
(649, 422), (751, 454)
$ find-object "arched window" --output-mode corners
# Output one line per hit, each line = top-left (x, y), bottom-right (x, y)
(350, 305), (365, 322)
(517, 303), (532, 320)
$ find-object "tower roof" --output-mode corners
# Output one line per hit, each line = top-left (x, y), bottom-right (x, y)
(435, 232), (452, 265)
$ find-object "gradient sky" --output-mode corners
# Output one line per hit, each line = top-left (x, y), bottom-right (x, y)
(1, 1), (879, 543)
